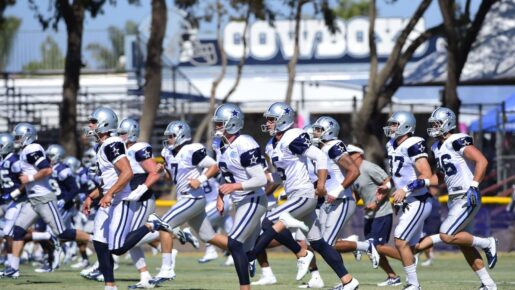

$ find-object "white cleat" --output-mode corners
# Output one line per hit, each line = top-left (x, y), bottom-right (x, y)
(298, 275), (325, 288)
(377, 276), (401, 287)
(71, 259), (90, 269)
(251, 275), (278, 285)
(280, 212), (309, 232)
(128, 280), (155, 289)
(484, 237), (498, 269)
(403, 284), (422, 290)
(367, 239), (380, 269)
(420, 259), (433, 267)
(223, 255), (234, 266)
(149, 267), (176, 286)
(333, 278), (359, 290)
(296, 250), (314, 281)
(198, 249), (218, 263)
(478, 283), (497, 290)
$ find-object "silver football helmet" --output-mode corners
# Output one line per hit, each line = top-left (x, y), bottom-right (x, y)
(0, 133), (15, 156)
(163, 120), (192, 149)
(12, 123), (37, 148)
(63, 156), (81, 173)
(46, 144), (66, 164)
(117, 118), (140, 143)
(85, 107), (119, 139)
(313, 116), (340, 143)
(212, 103), (244, 135)
(427, 107), (456, 138)
(383, 111), (416, 139)
(261, 102), (295, 136)
(82, 148), (96, 168)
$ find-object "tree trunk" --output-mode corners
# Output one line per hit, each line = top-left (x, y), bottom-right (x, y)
(60, 0), (84, 157)
(139, 0), (167, 142)
(284, 0), (304, 105)
(352, 0), (433, 166)
(193, 0), (227, 144)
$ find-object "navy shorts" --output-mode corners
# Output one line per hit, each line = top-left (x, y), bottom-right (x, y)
(423, 216), (441, 236)
(364, 214), (393, 245)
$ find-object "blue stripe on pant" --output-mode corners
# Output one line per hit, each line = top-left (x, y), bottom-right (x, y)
(399, 201), (425, 241)
(267, 197), (307, 222)
(230, 197), (259, 240)
(162, 199), (196, 224)
(325, 200), (350, 245)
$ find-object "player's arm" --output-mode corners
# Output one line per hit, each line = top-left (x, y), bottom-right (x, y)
(190, 149), (219, 189)
(337, 154), (360, 190)
(304, 146), (328, 197)
(20, 150), (53, 184)
(463, 145), (488, 184)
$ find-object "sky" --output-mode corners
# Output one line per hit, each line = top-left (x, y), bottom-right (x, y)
(6, 0), (481, 31)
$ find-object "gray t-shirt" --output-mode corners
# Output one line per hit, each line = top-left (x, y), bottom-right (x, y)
(352, 160), (393, 219)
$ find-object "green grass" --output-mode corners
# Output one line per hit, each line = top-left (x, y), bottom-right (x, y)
(1, 251), (514, 289)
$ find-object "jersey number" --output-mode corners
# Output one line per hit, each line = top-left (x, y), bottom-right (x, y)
(272, 157), (286, 180)
(218, 162), (236, 183)
(388, 155), (404, 177)
(170, 163), (179, 184)
(438, 154), (457, 176)
(49, 179), (62, 196)
(0, 169), (14, 188)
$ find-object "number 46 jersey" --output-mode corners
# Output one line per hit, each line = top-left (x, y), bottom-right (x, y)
(431, 133), (474, 195)
(386, 136), (428, 197)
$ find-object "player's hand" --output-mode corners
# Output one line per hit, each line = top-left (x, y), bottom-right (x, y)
(19, 175), (31, 185)
(219, 183), (238, 195)
(82, 196), (92, 215)
(156, 163), (165, 174)
(57, 199), (65, 209)
(365, 202), (378, 212)
(376, 184), (390, 196)
(189, 178), (201, 189)
(326, 195), (336, 204)
(216, 198), (225, 215)
(465, 186), (480, 207)
(99, 193), (113, 208)
(315, 186), (327, 197)
(392, 188), (407, 204)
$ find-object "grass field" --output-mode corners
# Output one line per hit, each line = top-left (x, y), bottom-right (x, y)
(1, 251), (514, 290)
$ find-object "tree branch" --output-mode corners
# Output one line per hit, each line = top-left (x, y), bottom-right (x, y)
(368, 0), (377, 92)
(377, 0), (431, 85)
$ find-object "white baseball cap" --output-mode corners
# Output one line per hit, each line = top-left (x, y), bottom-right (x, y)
(347, 144), (364, 155)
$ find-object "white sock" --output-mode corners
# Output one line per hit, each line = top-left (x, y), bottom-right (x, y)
(7, 253), (12, 266)
(262, 266), (274, 277)
(130, 247), (146, 270)
(404, 264), (419, 287)
(475, 267), (495, 287)
(162, 253), (172, 269)
(430, 234), (441, 245)
(472, 237), (491, 249)
(32, 232), (52, 241)
(171, 249), (178, 270)
(140, 270), (152, 282)
(11, 256), (20, 270)
(356, 241), (369, 251)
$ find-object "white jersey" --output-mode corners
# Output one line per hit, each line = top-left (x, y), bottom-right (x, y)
(265, 128), (314, 198)
(97, 136), (131, 203)
(204, 177), (220, 202)
(213, 134), (265, 202)
(386, 136), (429, 197)
(127, 142), (152, 175)
(432, 133), (475, 195)
(19, 143), (53, 198)
(161, 143), (209, 199)
(321, 139), (353, 199)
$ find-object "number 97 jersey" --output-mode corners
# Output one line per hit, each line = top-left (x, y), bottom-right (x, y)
(386, 136), (428, 197)
(431, 133), (474, 195)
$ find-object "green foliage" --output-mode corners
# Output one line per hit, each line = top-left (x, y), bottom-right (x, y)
(0, 16), (20, 70)
(334, 0), (370, 20)
(86, 20), (138, 70)
(22, 36), (65, 72)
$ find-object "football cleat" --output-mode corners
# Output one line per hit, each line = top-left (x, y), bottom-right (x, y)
(403, 284), (422, 290)
(149, 267), (176, 286)
(279, 212), (309, 232)
(332, 278), (359, 290)
(148, 214), (173, 233)
(128, 280), (155, 289)
(367, 239), (380, 269)
(223, 255), (234, 266)
(377, 276), (401, 287)
(298, 274), (324, 288)
(1, 267), (19, 279)
(183, 228), (200, 249)
(34, 263), (55, 273)
(296, 250), (314, 280)
(198, 248), (218, 263)
(249, 259), (256, 278)
(484, 237), (498, 269)
(353, 250), (362, 261)
(252, 274), (278, 285)
(478, 283), (497, 290)
(71, 259), (90, 269)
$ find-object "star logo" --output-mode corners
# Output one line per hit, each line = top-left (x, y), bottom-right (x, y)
(284, 108), (290, 114)
(232, 110), (239, 117)
(143, 150), (151, 159)
(250, 155), (258, 165)
(418, 142), (425, 152)
(462, 138), (471, 146)
(178, 125), (183, 129)
(110, 144), (120, 156)
(337, 143), (346, 152)
(329, 121), (334, 126)
(303, 137), (311, 147)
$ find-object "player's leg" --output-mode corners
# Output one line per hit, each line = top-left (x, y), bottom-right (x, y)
(440, 195), (498, 269)
(306, 211), (357, 289)
(460, 246), (496, 289)
(394, 197), (432, 289)
(7, 202), (39, 277)
(370, 214), (401, 286)
(228, 196), (267, 290)
(91, 206), (116, 287)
